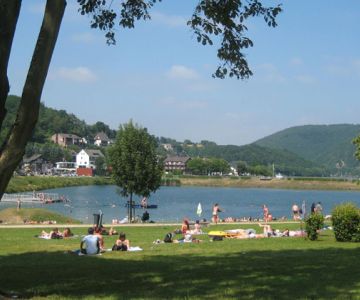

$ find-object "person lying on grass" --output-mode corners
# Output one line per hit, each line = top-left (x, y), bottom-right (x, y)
(40, 227), (63, 239)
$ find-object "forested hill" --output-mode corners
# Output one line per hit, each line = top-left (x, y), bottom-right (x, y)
(180, 142), (325, 176)
(0, 95), (116, 144)
(254, 124), (360, 173)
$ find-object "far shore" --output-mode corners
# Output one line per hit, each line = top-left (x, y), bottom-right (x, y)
(4, 175), (360, 194)
(178, 176), (360, 191)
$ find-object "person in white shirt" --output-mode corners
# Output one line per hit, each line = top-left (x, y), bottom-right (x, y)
(80, 227), (100, 255)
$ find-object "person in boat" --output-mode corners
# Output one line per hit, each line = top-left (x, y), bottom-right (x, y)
(141, 197), (148, 208)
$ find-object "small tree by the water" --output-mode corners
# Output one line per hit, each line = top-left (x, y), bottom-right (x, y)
(108, 121), (163, 222)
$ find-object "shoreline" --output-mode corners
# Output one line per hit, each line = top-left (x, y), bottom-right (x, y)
(5, 175), (360, 194)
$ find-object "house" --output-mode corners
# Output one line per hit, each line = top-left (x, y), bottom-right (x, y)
(94, 132), (111, 147)
(161, 143), (173, 151)
(76, 149), (104, 169)
(51, 133), (82, 147)
(20, 154), (52, 175)
(164, 156), (190, 172)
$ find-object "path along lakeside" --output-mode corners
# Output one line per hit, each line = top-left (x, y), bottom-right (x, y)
(0, 220), (303, 229)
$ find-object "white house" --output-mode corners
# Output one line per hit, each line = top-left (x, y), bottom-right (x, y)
(76, 149), (104, 169)
(94, 132), (111, 147)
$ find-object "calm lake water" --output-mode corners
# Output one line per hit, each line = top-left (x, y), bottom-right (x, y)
(2, 185), (360, 223)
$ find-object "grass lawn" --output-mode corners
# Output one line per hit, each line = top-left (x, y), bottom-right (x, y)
(1, 223), (360, 299)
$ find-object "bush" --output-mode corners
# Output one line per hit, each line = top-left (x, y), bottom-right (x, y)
(332, 203), (360, 242)
(305, 213), (324, 240)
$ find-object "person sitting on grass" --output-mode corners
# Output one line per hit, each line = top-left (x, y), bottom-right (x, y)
(112, 232), (130, 251)
(94, 226), (105, 251)
(181, 218), (190, 235)
(80, 227), (101, 255)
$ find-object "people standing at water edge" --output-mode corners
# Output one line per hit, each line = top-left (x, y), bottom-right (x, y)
(292, 203), (300, 220)
(212, 203), (222, 224)
(315, 202), (323, 214)
(311, 202), (316, 214)
(263, 204), (269, 222)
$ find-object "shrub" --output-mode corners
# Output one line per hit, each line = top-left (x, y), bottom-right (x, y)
(332, 203), (360, 242)
(305, 213), (324, 241)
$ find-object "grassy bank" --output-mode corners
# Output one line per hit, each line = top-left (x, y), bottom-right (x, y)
(0, 224), (360, 299)
(5, 176), (113, 193)
(178, 176), (360, 191)
(5, 175), (360, 194)
(0, 208), (81, 225)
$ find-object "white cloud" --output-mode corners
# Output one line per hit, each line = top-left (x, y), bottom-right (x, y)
(71, 32), (98, 44)
(53, 67), (97, 82)
(151, 12), (187, 27)
(295, 75), (317, 84)
(157, 97), (207, 110)
(257, 63), (286, 83)
(167, 65), (200, 80)
(289, 58), (303, 66)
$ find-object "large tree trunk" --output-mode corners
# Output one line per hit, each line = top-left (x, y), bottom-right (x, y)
(0, 0), (66, 199)
(0, 0), (21, 130)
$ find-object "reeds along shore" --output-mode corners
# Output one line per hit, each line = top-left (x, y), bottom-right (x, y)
(178, 176), (360, 191)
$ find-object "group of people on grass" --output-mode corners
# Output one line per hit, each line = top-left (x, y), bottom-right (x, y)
(79, 227), (130, 255)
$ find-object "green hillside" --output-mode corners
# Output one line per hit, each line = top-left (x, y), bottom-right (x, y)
(1, 95), (116, 145)
(254, 124), (360, 174)
(163, 140), (326, 176)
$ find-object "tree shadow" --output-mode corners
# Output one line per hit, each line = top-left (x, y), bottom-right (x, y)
(1, 247), (360, 299)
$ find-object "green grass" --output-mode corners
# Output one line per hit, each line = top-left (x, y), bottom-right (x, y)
(1, 224), (360, 299)
(0, 208), (81, 224)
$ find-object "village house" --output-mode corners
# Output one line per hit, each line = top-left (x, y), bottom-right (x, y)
(20, 154), (52, 175)
(94, 132), (112, 147)
(161, 143), (173, 151)
(51, 133), (82, 147)
(76, 149), (104, 169)
(164, 156), (191, 172)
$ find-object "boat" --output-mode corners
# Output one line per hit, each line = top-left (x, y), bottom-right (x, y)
(124, 203), (158, 209)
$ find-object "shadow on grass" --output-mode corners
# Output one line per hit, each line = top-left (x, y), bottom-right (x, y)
(1, 247), (360, 299)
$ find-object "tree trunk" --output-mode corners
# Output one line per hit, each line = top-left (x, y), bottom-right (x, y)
(0, 0), (66, 199)
(0, 0), (21, 130)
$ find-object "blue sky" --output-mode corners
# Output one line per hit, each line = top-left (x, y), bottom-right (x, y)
(8, 0), (360, 145)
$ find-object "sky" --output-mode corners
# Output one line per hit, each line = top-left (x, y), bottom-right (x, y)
(7, 0), (360, 146)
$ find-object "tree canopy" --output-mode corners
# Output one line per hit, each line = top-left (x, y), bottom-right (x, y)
(108, 121), (163, 222)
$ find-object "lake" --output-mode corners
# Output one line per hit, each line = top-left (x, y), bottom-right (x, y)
(2, 185), (360, 223)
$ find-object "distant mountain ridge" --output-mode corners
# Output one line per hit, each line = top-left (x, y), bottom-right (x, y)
(254, 124), (360, 174)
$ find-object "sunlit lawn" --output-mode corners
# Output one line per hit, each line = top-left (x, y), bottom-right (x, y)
(1, 223), (360, 299)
